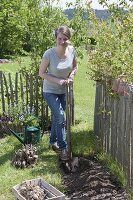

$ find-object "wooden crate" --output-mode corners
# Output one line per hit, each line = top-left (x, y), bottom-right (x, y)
(12, 178), (66, 200)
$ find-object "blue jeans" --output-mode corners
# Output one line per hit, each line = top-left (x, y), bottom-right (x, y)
(43, 92), (67, 150)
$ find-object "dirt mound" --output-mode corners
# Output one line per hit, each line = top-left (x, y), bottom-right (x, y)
(62, 157), (128, 200)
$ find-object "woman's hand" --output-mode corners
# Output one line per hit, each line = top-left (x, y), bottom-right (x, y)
(66, 77), (73, 86)
(57, 79), (67, 85)
(57, 78), (73, 86)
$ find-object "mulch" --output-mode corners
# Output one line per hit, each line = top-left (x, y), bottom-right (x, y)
(61, 156), (128, 200)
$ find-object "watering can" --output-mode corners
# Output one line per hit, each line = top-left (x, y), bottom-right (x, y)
(8, 116), (42, 145)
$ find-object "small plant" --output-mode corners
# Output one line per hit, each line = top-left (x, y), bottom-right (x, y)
(0, 104), (41, 136)
(19, 114), (40, 128)
(0, 112), (14, 136)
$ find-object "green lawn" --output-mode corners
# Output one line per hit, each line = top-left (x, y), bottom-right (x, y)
(0, 56), (30, 73)
(74, 51), (96, 129)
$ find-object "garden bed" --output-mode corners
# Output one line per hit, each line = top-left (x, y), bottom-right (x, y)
(62, 156), (128, 200)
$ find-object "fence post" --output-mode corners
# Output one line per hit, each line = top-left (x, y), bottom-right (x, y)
(0, 71), (5, 112)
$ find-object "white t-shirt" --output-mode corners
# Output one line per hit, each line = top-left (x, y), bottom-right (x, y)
(42, 46), (76, 94)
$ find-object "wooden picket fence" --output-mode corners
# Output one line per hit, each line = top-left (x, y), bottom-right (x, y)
(0, 71), (50, 132)
(0, 71), (74, 133)
(94, 82), (133, 188)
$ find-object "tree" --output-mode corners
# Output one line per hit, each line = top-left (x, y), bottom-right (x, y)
(87, 0), (133, 86)
(0, 0), (28, 57)
(0, 0), (92, 65)
(0, 0), (69, 58)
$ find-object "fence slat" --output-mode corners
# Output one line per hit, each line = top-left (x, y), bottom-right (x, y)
(124, 96), (131, 181)
(131, 127), (133, 187)
(105, 95), (111, 153)
(30, 74), (33, 112)
(111, 97), (115, 158)
(9, 73), (14, 106)
(129, 93), (133, 187)
(0, 71), (5, 112)
(15, 72), (18, 105)
(25, 73), (29, 109)
(35, 74), (39, 116)
(94, 82), (103, 138)
(118, 96), (125, 164)
(3, 73), (10, 108)
(20, 73), (24, 111)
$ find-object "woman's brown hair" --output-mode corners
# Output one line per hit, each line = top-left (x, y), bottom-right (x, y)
(55, 26), (71, 39)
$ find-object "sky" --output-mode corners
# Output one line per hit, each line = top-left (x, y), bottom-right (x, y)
(57, 0), (133, 10)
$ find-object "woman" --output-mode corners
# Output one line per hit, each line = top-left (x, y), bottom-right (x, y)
(39, 25), (77, 161)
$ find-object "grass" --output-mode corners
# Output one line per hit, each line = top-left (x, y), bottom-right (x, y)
(74, 57), (96, 129)
(0, 56), (30, 74)
(0, 51), (129, 199)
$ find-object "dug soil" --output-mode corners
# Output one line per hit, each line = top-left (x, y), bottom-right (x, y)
(61, 156), (128, 200)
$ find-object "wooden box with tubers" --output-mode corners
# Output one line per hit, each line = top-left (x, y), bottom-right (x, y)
(12, 178), (65, 200)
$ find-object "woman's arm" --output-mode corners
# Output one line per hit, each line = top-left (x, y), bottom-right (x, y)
(67, 56), (78, 85)
(68, 57), (78, 80)
(69, 56), (78, 79)
(39, 58), (67, 85)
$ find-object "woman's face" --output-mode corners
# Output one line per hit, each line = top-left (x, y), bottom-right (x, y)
(56, 32), (70, 47)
